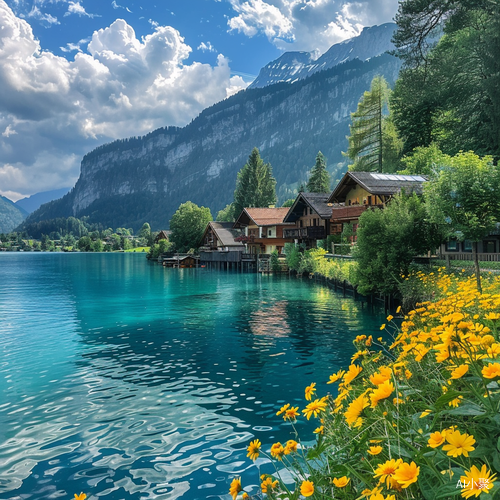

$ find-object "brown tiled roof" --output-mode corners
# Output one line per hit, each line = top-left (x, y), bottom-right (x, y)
(239, 207), (293, 226)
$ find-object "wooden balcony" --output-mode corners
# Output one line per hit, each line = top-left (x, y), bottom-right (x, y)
(283, 226), (326, 240)
(330, 205), (368, 222)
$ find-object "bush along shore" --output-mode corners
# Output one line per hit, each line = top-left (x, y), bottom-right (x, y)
(229, 269), (500, 499)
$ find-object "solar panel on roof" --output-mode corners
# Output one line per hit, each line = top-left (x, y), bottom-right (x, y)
(370, 173), (425, 182)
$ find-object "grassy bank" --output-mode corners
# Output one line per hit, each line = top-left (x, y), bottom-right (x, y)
(230, 269), (500, 499)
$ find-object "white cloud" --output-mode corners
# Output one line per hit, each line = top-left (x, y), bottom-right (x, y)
(228, 0), (398, 53)
(26, 5), (59, 26)
(0, 1), (247, 197)
(197, 41), (216, 52)
(64, 1), (99, 18)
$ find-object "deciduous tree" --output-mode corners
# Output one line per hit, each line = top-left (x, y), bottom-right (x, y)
(425, 151), (500, 292)
(169, 201), (212, 252)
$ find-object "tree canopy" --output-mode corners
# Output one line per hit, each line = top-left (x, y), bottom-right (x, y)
(169, 202), (212, 252)
(232, 148), (277, 218)
(345, 76), (402, 172)
(392, 0), (500, 160)
(353, 193), (441, 295)
(425, 151), (500, 292)
(306, 152), (330, 192)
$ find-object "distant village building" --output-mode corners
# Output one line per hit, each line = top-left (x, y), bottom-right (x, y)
(282, 192), (333, 247)
(233, 207), (294, 254)
(328, 172), (427, 236)
(154, 230), (170, 244)
(199, 222), (244, 252)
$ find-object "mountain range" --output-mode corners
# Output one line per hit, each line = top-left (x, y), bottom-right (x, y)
(15, 188), (71, 214)
(22, 23), (400, 232)
(0, 195), (28, 234)
(250, 22), (397, 88)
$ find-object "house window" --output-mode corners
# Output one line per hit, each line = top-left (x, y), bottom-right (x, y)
(484, 241), (496, 253)
(268, 229), (272, 236)
(367, 196), (372, 206)
(463, 240), (472, 252)
(446, 240), (458, 251)
(299, 220), (303, 228)
(313, 218), (317, 226)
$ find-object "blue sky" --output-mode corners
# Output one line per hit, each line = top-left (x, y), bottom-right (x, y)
(0, 0), (399, 201)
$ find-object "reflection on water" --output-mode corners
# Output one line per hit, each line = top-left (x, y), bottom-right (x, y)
(0, 253), (385, 499)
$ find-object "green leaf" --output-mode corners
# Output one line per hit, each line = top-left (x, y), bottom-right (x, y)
(446, 403), (486, 416)
(434, 390), (462, 410)
(435, 481), (463, 498)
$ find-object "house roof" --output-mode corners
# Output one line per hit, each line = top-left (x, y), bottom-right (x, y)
(233, 207), (293, 228)
(201, 221), (244, 248)
(283, 192), (332, 222)
(328, 172), (428, 203)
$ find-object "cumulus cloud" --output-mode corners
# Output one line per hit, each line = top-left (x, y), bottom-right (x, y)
(228, 0), (398, 54)
(197, 41), (216, 52)
(0, 1), (248, 199)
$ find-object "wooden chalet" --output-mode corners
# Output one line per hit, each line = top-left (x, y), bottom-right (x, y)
(328, 172), (427, 235)
(154, 230), (170, 243)
(233, 207), (294, 255)
(199, 222), (245, 251)
(282, 192), (333, 247)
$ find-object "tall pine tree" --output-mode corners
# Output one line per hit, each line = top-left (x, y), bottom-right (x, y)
(233, 148), (277, 218)
(344, 76), (402, 172)
(306, 151), (330, 192)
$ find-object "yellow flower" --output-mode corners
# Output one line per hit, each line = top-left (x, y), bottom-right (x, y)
(302, 398), (328, 420)
(482, 362), (500, 379)
(487, 343), (500, 358)
(284, 440), (298, 454)
(428, 431), (446, 448)
(450, 364), (469, 379)
(370, 380), (394, 408)
(387, 315), (394, 322)
(246, 439), (261, 461)
(276, 403), (290, 416)
(460, 464), (497, 498)
(270, 442), (285, 460)
(229, 478), (242, 500)
(300, 480), (314, 497)
(449, 396), (463, 407)
(327, 369), (345, 384)
(393, 461), (420, 488)
(442, 430), (476, 457)
(367, 445), (383, 455)
(355, 335), (367, 342)
(373, 458), (403, 487)
(352, 350), (368, 362)
(366, 335), (373, 346)
(396, 305), (402, 313)
(380, 324), (386, 330)
(332, 476), (350, 487)
(261, 477), (278, 493)
(369, 366), (392, 385)
(74, 494), (86, 500)
(345, 394), (369, 426)
(314, 425), (324, 434)
(283, 406), (300, 421)
(343, 364), (363, 385)
(419, 409), (432, 418)
(305, 382), (316, 401)
(485, 312), (500, 321)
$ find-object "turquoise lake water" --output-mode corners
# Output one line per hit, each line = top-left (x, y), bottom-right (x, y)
(0, 253), (385, 499)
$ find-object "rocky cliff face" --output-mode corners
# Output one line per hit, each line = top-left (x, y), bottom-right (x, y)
(28, 53), (402, 230)
(250, 23), (397, 89)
